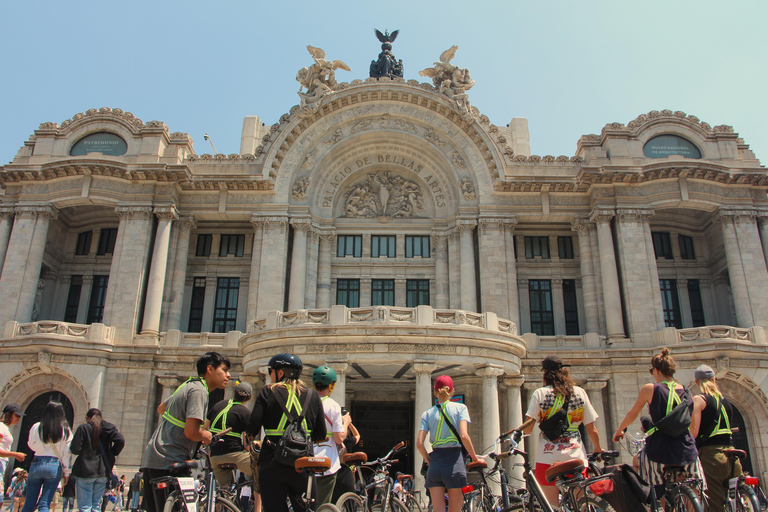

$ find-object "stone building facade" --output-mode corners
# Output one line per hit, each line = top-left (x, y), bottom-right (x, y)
(1, 69), (768, 488)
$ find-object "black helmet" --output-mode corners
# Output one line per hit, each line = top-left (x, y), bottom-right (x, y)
(268, 353), (303, 380)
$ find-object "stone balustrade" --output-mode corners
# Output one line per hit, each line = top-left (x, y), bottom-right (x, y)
(162, 329), (241, 348)
(521, 332), (606, 350)
(656, 325), (767, 345)
(3, 320), (114, 344)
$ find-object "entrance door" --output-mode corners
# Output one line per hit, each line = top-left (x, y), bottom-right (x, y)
(730, 404), (754, 475)
(351, 401), (414, 475)
(13, 391), (75, 471)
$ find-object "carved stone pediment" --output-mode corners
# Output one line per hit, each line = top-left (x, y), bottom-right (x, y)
(343, 171), (424, 221)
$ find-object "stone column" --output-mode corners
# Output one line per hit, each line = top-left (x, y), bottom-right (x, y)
(572, 218), (600, 334)
(502, 376), (525, 483)
(201, 276), (217, 333)
(590, 209), (626, 340)
(552, 279), (565, 334)
(328, 362), (349, 408)
(477, 365), (504, 495)
(246, 217), (265, 326)
(759, 213), (768, 271)
(256, 216), (290, 317)
(458, 219), (478, 312)
(432, 232), (449, 309)
(413, 362), (436, 492)
(583, 380), (608, 452)
(76, 275), (94, 324)
(478, 219), (509, 317)
(448, 231), (461, 309)
(518, 279), (530, 334)
(166, 216), (195, 331)
(503, 219), (520, 326)
(677, 279), (693, 328)
(304, 228), (319, 308)
(0, 207), (14, 276)
(157, 376), (180, 403)
(395, 278), (406, 307)
(316, 231), (335, 309)
(141, 207), (179, 335)
(288, 219), (310, 311)
(718, 211), (754, 327)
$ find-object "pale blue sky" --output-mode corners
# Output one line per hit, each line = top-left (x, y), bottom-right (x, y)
(2, 0), (766, 165)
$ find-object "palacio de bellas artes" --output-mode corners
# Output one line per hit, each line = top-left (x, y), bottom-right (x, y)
(1, 30), (768, 488)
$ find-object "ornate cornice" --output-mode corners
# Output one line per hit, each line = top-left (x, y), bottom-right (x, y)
(13, 205), (58, 220)
(479, 217), (517, 233)
(617, 207), (655, 222)
(715, 207), (758, 223)
(115, 206), (153, 219)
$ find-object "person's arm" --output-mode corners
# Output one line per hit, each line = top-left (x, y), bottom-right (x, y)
(416, 429), (430, 463)
(458, 420), (481, 462)
(613, 383), (654, 442)
(157, 403), (166, 415)
(69, 425), (84, 455)
(184, 418), (212, 445)
(689, 395), (706, 438)
(331, 408), (347, 446)
(184, 386), (212, 445)
(111, 428), (125, 456)
(246, 390), (268, 437)
(517, 415), (537, 434)
(584, 422), (603, 453)
(310, 392), (327, 443)
(0, 446), (25, 461)
(349, 422), (361, 444)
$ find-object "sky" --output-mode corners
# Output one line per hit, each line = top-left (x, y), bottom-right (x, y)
(1, 0), (767, 165)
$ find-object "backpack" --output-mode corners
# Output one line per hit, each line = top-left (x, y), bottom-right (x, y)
(271, 387), (314, 468)
(538, 394), (572, 442)
(648, 382), (692, 438)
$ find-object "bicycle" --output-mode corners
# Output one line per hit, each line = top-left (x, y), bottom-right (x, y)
(586, 451), (620, 478)
(724, 449), (761, 512)
(462, 430), (524, 512)
(335, 441), (408, 512)
(393, 474), (423, 512)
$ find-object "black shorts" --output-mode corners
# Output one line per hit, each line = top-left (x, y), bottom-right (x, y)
(425, 447), (467, 490)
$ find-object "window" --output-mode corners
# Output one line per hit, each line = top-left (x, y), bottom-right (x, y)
(525, 237), (550, 259)
(371, 235), (396, 258)
(652, 232), (673, 259)
(196, 234), (212, 257)
(563, 279), (579, 335)
(96, 228), (117, 255)
(219, 234), (245, 257)
(213, 277), (239, 332)
(75, 231), (92, 256)
(406, 280), (430, 307)
(687, 279), (706, 327)
(337, 236), (362, 257)
(371, 279), (395, 306)
(529, 280), (554, 335)
(86, 276), (109, 324)
(405, 236), (430, 258)
(336, 279), (360, 307)
(678, 235), (696, 260)
(558, 236), (574, 259)
(660, 279), (682, 328)
(63, 276), (83, 323)
(188, 277), (206, 332)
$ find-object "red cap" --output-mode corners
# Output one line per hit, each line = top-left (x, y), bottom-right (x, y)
(434, 375), (454, 392)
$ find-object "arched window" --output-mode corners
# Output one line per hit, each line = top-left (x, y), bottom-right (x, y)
(643, 134), (701, 159)
(13, 391), (75, 471)
(730, 403), (754, 475)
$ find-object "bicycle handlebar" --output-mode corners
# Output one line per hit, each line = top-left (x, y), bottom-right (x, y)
(587, 451), (620, 462)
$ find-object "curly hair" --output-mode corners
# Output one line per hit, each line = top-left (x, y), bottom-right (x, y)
(543, 367), (574, 399)
(651, 347), (677, 378)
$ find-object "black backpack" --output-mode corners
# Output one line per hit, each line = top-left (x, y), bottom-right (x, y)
(271, 387), (314, 467)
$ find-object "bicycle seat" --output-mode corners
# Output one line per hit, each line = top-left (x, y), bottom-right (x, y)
(545, 459), (585, 484)
(396, 474), (413, 482)
(294, 456), (331, 473)
(169, 460), (199, 477)
(342, 452), (368, 465)
(467, 460), (488, 472)
(725, 449), (747, 460)
(217, 463), (238, 470)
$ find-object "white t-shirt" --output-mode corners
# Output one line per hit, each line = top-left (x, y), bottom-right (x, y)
(0, 421), (13, 464)
(314, 395), (344, 476)
(525, 385), (597, 466)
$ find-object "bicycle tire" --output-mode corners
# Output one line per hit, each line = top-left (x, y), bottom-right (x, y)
(318, 504), (343, 512)
(336, 492), (367, 512)
(670, 485), (703, 512)
(575, 495), (616, 512)
(197, 494), (241, 512)
(403, 495), (423, 512)
(738, 484), (762, 512)
(162, 491), (184, 512)
(372, 496), (409, 512)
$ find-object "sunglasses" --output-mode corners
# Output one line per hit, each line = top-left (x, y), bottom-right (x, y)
(649, 367), (655, 375)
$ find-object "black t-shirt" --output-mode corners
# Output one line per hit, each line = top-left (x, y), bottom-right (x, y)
(247, 384), (326, 459)
(207, 400), (252, 456)
(696, 394), (733, 448)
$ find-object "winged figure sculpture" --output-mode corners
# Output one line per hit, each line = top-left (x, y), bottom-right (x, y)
(375, 29), (399, 43)
(296, 45), (350, 109)
(418, 46), (475, 115)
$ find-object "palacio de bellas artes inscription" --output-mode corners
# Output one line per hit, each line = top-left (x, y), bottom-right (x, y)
(1, 28), (768, 485)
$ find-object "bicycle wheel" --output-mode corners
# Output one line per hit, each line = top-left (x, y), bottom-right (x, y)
(318, 504), (343, 512)
(575, 496), (616, 512)
(403, 495), (423, 512)
(738, 484), (762, 512)
(336, 492), (367, 512)
(669, 485), (703, 512)
(372, 496), (409, 512)
(162, 491), (184, 512)
(197, 494), (241, 512)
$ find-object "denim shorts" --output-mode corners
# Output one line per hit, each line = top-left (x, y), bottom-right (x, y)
(425, 447), (467, 489)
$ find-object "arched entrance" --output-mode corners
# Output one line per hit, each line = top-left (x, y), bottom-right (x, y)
(13, 391), (75, 471)
(730, 403), (754, 475)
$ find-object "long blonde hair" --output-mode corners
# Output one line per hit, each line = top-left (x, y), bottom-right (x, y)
(267, 379), (307, 395)
(698, 378), (723, 399)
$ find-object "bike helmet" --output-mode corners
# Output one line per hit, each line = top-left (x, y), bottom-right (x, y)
(267, 353), (303, 380)
(312, 366), (337, 386)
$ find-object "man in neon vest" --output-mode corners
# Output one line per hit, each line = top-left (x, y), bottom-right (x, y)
(140, 352), (231, 512)
(312, 366), (350, 506)
(206, 381), (254, 486)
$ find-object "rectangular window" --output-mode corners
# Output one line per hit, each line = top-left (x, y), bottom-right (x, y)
(63, 276), (83, 323)
(660, 279), (682, 328)
(86, 275), (109, 324)
(406, 279), (430, 307)
(96, 228), (117, 256)
(188, 277), (207, 333)
(196, 234), (212, 257)
(336, 279), (360, 308)
(557, 236), (574, 259)
(219, 234), (245, 257)
(337, 236), (362, 257)
(678, 235), (696, 260)
(529, 280), (555, 335)
(525, 236), (550, 259)
(213, 277), (239, 333)
(75, 231), (92, 256)
(652, 232), (673, 259)
(405, 236), (431, 258)
(562, 279), (580, 335)
(371, 235), (396, 258)
(371, 279), (395, 306)
(687, 279), (706, 327)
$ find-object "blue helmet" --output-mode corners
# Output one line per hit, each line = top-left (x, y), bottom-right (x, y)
(268, 353), (303, 380)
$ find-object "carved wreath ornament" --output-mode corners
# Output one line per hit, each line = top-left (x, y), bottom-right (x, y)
(344, 171), (424, 221)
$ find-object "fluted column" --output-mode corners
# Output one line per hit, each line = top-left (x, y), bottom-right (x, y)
(141, 206), (179, 335)
(76, 275), (94, 324)
(0, 207), (14, 276)
(552, 279), (565, 334)
(503, 219), (520, 326)
(502, 376), (525, 484)
(583, 380), (608, 451)
(572, 218), (600, 333)
(288, 219), (310, 311)
(246, 217), (265, 326)
(328, 362), (349, 408)
(166, 216), (195, 331)
(718, 211), (754, 327)
(432, 232), (449, 309)
(316, 231), (335, 309)
(477, 365), (504, 495)
(448, 231), (461, 309)
(256, 217), (290, 317)
(590, 209), (625, 340)
(759, 213), (768, 271)
(413, 362), (437, 493)
(457, 219), (478, 312)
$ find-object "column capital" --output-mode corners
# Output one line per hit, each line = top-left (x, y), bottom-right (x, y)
(116, 205), (153, 219)
(157, 375), (180, 388)
(478, 217), (514, 233)
(289, 218), (312, 232)
(327, 362), (350, 374)
(154, 205), (179, 222)
(412, 362), (437, 374)
(589, 208), (615, 224)
(716, 207), (757, 223)
(757, 210), (768, 223)
(501, 376), (525, 389)
(552, 278), (563, 286)
(616, 207), (655, 222)
(456, 219), (477, 233)
(14, 205), (59, 220)
(475, 365), (505, 378)
(571, 215), (591, 233)
(430, 231), (450, 244)
(583, 379), (608, 391)
(180, 215), (197, 230)
(0, 205), (15, 219)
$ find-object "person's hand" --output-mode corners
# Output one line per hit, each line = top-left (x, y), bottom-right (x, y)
(14, 452), (26, 462)
(63, 476), (69, 486)
(200, 430), (213, 445)
(613, 430), (625, 443)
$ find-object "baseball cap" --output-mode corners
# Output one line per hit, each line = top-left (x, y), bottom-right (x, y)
(234, 381), (253, 396)
(434, 375), (454, 392)
(2, 404), (23, 416)
(694, 364), (715, 380)
(542, 355), (569, 371)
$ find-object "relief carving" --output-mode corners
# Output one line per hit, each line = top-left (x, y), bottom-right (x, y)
(344, 172), (424, 220)
(292, 177), (310, 200)
(419, 46), (475, 118)
(459, 178), (475, 200)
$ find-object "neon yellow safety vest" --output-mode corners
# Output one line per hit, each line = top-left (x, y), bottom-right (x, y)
(432, 402), (461, 447)
(264, 387), (312, 436)
(210, 400), (244, 439)
(646, 381), (681, 436)
(162, 377), (209, 429)
(708, 395), (732, 438)
(547, 394), (578, 434)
